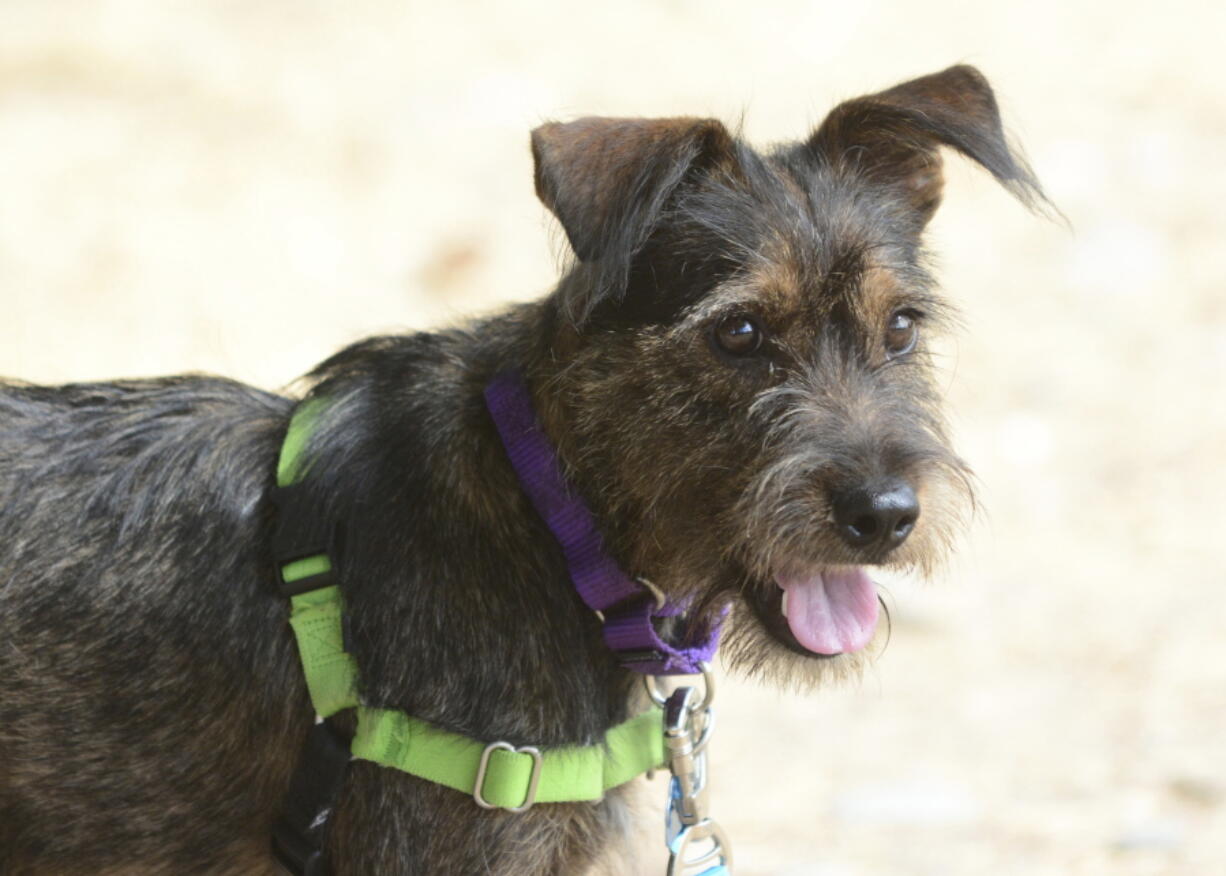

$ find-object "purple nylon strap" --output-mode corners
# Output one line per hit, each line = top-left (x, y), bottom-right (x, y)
(484, 371), (721, 676)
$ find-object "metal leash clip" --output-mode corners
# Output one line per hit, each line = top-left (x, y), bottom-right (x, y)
(650, 663), (732, 876)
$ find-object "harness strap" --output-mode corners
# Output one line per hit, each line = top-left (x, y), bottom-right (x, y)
(271, 398), (666, 834)
(286, 583), (359, 717)
(353, 708), (665, 809)
(270, 719), (351, 876)
(278, 547), (666, 807)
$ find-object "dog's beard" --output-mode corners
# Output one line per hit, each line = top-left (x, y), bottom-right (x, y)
(704, 459), (971, 689)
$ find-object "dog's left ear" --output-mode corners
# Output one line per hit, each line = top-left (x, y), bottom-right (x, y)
(809, 65), (1051, 228)
(532, 116), (736, 323)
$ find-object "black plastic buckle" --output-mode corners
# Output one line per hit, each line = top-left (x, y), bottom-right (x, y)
(278, 566), (336, 599)
(270, 483), (337, 597)
(271, 826), (327, 876)
(270, 484), (332, 563)
(271, 719), (352, 876)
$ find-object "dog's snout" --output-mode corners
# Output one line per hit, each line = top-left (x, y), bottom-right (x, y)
(831, 479), (919, 551)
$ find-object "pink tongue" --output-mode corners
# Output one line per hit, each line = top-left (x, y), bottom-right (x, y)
(774, 568), (879, 655)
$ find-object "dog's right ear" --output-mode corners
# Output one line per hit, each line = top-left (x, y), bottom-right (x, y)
(807, 65), (1054, 228)
(531, 116), (736, 324)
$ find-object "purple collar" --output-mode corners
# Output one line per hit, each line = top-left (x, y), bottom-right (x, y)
(484, 371), (722, 676)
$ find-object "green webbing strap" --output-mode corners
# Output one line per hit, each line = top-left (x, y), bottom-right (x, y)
(286, 582), (360, 717)
(279, 400), (360, 718)
(353, 708), (665, 809)
(275, 400), (665, 808)
(277, 399), (326, 486)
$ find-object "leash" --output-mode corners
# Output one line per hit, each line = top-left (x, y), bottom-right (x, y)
(270, 376), (732, 875)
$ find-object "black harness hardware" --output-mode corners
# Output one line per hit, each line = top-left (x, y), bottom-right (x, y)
(269, 477), (349, 876)
(271, 719), (352, 876)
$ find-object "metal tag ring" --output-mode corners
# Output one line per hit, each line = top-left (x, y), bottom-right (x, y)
(645, 660), (716, 710)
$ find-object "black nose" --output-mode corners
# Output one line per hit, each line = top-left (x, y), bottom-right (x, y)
(831, 480), (920, 551)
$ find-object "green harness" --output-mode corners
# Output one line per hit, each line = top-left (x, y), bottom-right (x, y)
(274, 401), (666, 813)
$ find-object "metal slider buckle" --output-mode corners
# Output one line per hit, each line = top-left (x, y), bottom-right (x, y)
(473, 741), (542, 813)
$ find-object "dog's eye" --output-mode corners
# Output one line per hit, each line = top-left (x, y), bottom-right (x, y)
(714, 315), (763, 356)
(884, 310), (919, 357)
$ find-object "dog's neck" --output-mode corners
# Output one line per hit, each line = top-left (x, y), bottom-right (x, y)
(298, 302), (639, 748)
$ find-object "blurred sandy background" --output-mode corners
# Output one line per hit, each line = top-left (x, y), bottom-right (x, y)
(2, 1), (1224, 873)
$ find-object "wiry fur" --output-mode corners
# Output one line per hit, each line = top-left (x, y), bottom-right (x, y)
(0, 66), (1048, 873)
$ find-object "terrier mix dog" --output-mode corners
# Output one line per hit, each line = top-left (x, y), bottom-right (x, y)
(0, 65), (1047, 874)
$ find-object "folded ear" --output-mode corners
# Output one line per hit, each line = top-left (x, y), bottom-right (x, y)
(531, 116), (736, 322)
(808, 65), (1051, 226)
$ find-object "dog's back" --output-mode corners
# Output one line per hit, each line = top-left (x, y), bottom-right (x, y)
(0, 377), (303, 874)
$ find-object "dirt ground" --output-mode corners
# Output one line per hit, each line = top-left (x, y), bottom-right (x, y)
(2, 2), (1223, 873)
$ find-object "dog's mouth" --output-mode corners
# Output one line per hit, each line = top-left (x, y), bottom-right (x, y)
(745, 567), (879, 658)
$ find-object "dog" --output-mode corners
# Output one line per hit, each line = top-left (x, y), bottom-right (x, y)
(0, 65), (1048, 874)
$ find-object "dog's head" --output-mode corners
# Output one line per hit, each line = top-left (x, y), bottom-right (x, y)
(529, 66), (1049, 685)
